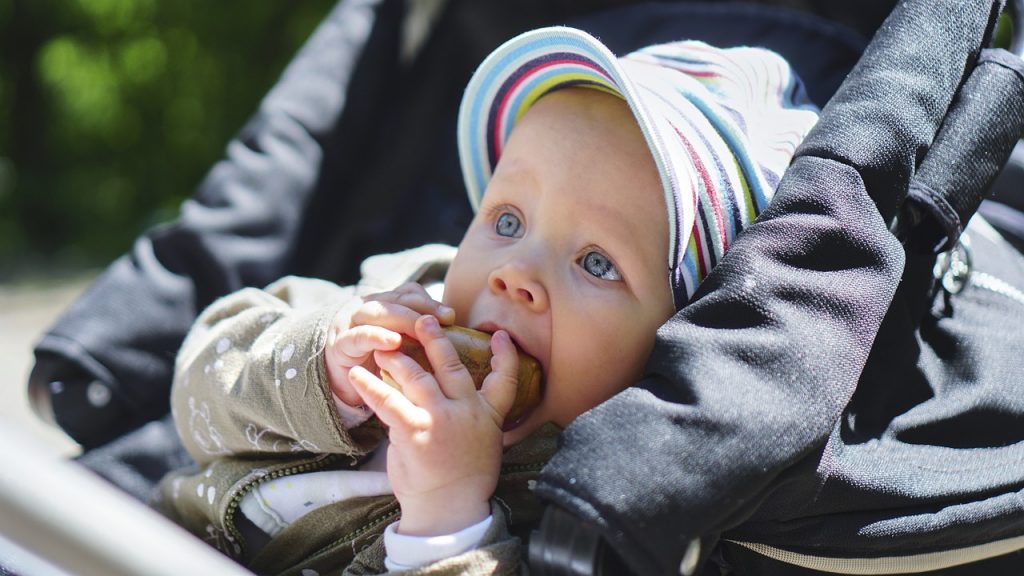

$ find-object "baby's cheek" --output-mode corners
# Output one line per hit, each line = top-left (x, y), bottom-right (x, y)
(595, 339), (651, 398)
(554, 361), (629, 425)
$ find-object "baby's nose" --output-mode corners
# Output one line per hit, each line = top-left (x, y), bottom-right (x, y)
(488, 263), (548, 311)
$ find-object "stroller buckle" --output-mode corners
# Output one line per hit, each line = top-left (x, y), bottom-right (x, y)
(933, 234), (973, 295)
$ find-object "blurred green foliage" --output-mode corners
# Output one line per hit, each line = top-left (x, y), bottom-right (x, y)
(0, 0), (335, 278)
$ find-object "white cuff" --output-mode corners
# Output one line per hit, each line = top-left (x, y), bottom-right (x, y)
(383, 515), (492, 571)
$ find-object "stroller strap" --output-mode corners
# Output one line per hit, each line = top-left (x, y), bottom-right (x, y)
(902, 47), (1024, 254)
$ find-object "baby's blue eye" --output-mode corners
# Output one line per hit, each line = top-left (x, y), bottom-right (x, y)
(581, 251), (621, 281)
(495, 212), (524, 238)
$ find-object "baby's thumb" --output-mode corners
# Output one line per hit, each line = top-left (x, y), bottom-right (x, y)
(328, 366), (364, 407)
(480, 331), (519, 423)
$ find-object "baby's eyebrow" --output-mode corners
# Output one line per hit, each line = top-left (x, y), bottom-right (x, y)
(587, 201), (641, 235)
(577, 201), (658, 261)
(492, 156), (539, 188)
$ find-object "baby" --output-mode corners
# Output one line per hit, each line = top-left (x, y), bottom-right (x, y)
(154, 26), (817, 575)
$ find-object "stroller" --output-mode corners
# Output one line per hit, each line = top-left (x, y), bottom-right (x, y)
(7, 0), (1024, 574)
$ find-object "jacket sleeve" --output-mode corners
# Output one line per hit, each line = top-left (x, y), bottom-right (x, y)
(28, 0), (390, 449)
(533, 1), (1003, 574)
(172, 276), (380, 465)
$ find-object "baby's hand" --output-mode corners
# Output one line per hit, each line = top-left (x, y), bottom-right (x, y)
(326, 283), (454, 406)
(348, 315), (519, 536)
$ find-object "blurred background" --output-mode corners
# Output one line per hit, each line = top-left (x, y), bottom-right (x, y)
(0, 0), (336, 454)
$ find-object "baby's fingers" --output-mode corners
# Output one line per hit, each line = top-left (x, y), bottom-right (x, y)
(374, 349), (444, 407)
(335, 325), (402, 361)
(349, 366), (426, 432)
(326, 326), (401, 406)
(480, 330), (518, 424)
(351, 300), (437, 339)
(364, 283), (455, 325)
(416, 315), (475, 399)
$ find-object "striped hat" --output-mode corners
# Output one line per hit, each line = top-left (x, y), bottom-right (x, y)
(457, 27), (819, 307)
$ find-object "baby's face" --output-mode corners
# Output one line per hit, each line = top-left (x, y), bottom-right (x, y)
(444, 88), (675, 446)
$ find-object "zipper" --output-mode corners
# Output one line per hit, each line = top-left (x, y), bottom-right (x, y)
(305, 501), (401, 563)
(971, 270), (1024, 306)
(223, 457), (546, 557)
(217, 426), (550, 559)
(264, 458), (546, 567)
(224, 453), (344, 557)
(502, 461), (546, 475)
(934, 231), (1024, 306)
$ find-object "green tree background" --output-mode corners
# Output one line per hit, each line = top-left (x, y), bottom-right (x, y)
(0, 2), (1016, 282)
(0, 0), (336, 279)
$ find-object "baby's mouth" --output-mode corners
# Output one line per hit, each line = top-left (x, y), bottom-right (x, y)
(474, 322), (534, 361)
(472, 322), (546, 429)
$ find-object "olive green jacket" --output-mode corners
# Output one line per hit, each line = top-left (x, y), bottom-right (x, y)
(153, 245), (559, 575)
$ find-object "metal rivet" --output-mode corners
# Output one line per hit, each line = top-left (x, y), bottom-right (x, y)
(86, 381), (111, 407)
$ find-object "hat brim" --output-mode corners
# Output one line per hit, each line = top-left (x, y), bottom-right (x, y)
(456, 27), (687, 270)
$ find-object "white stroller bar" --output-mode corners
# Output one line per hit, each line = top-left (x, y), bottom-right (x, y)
(0, 420), (253, 576)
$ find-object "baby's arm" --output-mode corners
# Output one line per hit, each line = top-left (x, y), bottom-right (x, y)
(172, 278), (454, 465)
(170, 276), (366, 464)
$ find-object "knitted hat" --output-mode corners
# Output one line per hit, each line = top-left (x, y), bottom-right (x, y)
(457, 27), (819, 307)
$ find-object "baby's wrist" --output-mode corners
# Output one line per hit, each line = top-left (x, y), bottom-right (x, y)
(398, 498), (490, 537)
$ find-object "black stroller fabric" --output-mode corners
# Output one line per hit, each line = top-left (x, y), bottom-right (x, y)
(24, 0), (1024, 575)
(535, 1), (1024, 574)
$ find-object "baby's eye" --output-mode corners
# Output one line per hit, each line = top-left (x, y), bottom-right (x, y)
(495, 212), (524, 238)
(580, 251), (622, 281)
